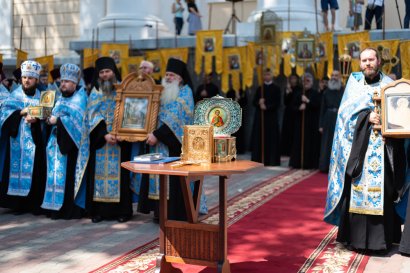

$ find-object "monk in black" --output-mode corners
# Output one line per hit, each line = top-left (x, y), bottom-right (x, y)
(251, 69), (281, 166)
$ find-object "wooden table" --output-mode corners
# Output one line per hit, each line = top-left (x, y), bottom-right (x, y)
(121, 160), (263, 273)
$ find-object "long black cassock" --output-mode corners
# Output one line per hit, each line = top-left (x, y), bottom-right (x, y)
(136, 125), (184, 220)
(336, 110), (405, 251)
(87, 121), (132, 219)
(318, 87), (344, 172)
(280, 86), (300, 156)
(251, 82), (282, 166)
(0, 87), (46, 214)
(289, 87), (321, 169)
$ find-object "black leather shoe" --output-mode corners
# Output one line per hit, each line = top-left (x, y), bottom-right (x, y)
(91, 216), (103, 223)
(117, 216), (131, 223)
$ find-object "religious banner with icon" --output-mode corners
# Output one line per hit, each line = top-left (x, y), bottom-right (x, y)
(0, 54), (2, 63)
(145, 51), (163, 81)
(337, 31), (369, 73)
(34, 55), (54, 83)
(101, 43), (129, 71)
(361, 40), (400, 75)
(317, 32), (334, 78)
(281, 31), (303, 77)
(83, 48), (99, 69)
(400, 41), (410, 80)
(195, 30), (223, 75)
(121, 56), (144, 77)
(16, 49), (28, 68)
(245, 42), (281, 87)
(221, 47), (247, 93)
(160, 48), (189, 78)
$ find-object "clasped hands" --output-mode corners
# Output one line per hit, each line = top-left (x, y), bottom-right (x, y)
(259, 98), (267, 110)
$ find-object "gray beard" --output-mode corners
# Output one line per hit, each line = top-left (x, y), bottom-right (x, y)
(99, 76), (116, 94)
(328, 80), (342, 90)
(161, 78), (180, 104)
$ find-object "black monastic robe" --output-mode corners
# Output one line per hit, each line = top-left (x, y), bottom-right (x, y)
(318, 87), (344, 172)
(251, 82), (282, 166)
(336, 110), (405, 251)
(87, 121), (133, 220)
(0, 92), (46, 214)
(289, 87), (321, 169)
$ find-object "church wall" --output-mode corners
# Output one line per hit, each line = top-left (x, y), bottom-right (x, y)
(12, 0), (81, 58)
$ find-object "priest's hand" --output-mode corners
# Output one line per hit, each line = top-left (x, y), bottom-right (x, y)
(319, 127), (323, 134)
(260, 103), (267, 110)
(299, 103), (306, 111)
(369, 111), (380, 125)
(24, 114), (37, 124)
(200, 90), (208, 98)
(20, 107), (28, 116)
(46, 116), (57, 125)
(105, 133), (117, 145)
(301, 95), (310, 103)
(259, 98), (265, 105)
(146, 133), (158, 146)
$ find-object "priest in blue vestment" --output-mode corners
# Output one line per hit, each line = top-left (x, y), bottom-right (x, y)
(0, 60), (46, 213)
(86, 57), (133, 223)
(324, 48), (406, 252)
(137, 58), (207, 221)
(41, 63), (88, 219)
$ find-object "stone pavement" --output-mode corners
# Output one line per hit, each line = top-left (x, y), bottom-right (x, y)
(0, 155), (409, 272)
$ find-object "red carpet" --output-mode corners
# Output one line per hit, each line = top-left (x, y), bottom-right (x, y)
(91, 170), (369, 273)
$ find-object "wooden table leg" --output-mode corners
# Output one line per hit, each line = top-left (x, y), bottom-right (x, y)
(157, 174), (172, 273)
(218, 175), (231, 273)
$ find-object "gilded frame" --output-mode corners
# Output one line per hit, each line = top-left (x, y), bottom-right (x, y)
(295, 38), (315, 63)
(381, 79), (410, 138)
(111, 72), (163, 142)
(181, 125), (214, 163)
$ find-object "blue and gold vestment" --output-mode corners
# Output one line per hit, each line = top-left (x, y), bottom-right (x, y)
(0, 86), (40, 196)
(324, 72), (393, 225)
(41, 87), (89, 210)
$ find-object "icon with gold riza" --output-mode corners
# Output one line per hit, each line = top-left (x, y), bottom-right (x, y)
(191, 95), (242, 162)
(28, 90), (56, 119)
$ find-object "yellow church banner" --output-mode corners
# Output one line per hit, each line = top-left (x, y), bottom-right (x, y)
(34, 55), (54, 83)
(361, 40), (400, 75)
(318, 32), (334, 78)
(83, 48), (99, 69)
(101, 43), (129, 69)
(337, 31), (369, 73)
(145, 51), (163, 81)
(121, 56), (144, 77)
(400, 41), (410, 80)
(195, 30), (223, 75)
(221, 47), (247, 93)
(246, 42), (281, 87)
(0, 54), (2, 63)
(160, 48), (189, 74)
(16, 49), (28, 68)
(282, 31), (303, 77)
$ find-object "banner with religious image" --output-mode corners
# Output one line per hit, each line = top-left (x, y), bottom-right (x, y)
(101, 43), (129, 71)
(361, 40), (400, 75)
(281, 31), (302, 77)
(221, 47), (247, 93)
(160, 48), (189, 75)
(121, 56), (144, 77)
(34, 55), (54, 83)
(317, 32), (334, 78)
(337, 31), (370, 73)
(194, 30), (223, 75)
(83, 48), (99, 69)
(16, 49), (28, 68)
(400, 41), (410, 80)
(246, 42), (281, 87)
(145, 51), (163, 81)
